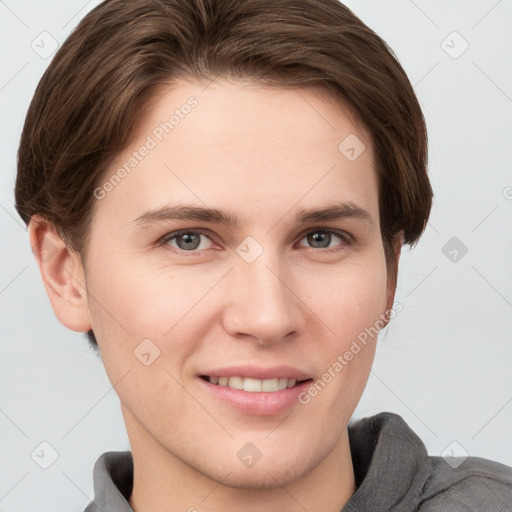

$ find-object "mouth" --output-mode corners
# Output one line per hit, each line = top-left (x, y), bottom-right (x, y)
(199, 375), (312, 392)
(197, 365), (315, 415)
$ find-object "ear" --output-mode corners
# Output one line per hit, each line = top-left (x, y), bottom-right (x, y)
(28, 214), (92, 332)
(382, 231), (404, 327)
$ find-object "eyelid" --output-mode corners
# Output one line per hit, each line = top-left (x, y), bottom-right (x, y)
(157, 228), (220, 249)
(296, 226), (353, 244)
(157, 226), (353, 254)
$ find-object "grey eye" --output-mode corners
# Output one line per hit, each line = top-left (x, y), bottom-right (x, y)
(306, 231), (333, 248)
(164, 231), (214, 251)
(176, 233), (202, 250)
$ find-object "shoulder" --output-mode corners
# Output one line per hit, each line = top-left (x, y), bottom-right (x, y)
(418, 452), (512, 511)
(346, 412), (512, 512)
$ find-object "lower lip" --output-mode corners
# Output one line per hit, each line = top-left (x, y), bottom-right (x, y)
(198, 377), (313, 416)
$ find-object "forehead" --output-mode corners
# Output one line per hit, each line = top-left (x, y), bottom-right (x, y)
(92, 79), (379, 231)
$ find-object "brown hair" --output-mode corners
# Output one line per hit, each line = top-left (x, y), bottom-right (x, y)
(15, 0), (433, 351)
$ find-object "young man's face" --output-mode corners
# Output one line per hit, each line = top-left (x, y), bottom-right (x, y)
(45, 79), (399, 489)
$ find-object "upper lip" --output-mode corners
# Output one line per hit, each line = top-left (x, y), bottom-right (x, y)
(200, 365), (312, 381)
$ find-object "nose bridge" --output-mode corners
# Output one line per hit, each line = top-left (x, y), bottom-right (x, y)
(223, 244), (302, 342)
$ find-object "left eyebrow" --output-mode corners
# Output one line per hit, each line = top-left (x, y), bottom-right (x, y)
(132, 201), (374, 228)
(295, 202), (374, 226)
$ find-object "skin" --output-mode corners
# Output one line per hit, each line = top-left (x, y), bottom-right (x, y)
(29, 79), (402, 512)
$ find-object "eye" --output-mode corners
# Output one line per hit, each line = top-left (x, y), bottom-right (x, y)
(297, 229), (351, 251)
(160, 230), (216, 252)
(158, 228), (352, 255)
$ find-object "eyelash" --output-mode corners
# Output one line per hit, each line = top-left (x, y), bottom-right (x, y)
(157, 228), (353, 255)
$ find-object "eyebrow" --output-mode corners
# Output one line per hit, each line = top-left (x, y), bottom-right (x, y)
(133, 201), (374, 228)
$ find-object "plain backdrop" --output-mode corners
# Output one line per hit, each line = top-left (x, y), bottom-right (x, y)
(1, 1), (511, 511)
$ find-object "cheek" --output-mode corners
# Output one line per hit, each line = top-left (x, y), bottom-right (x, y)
(86, 252), (175, 338)
(87, 238), (388, 381)
(301, 254), (389, 347)
(85, 253), (225, 378)
(295, 253), (388, 403)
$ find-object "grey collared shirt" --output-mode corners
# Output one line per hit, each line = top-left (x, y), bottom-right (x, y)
(83, 412), (512, 511)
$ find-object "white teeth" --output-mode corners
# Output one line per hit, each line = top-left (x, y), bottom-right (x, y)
(243, 378), (262, 392)
(227, 376), (243, 390)
(262, 378), (278, 392)
(208, 375), (301, 392)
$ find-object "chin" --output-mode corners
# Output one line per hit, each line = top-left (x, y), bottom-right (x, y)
(187, 440), (320, 490)
(206, 460), (311, 490)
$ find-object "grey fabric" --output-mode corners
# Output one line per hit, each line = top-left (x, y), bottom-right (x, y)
(83, 412), (512, 511)
(343, 413), (512, 511)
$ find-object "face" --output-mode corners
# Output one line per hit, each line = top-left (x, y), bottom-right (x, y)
(73, 79), (397, 487)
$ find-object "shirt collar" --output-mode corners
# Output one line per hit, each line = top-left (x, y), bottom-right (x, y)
(343, 412), (431, 510)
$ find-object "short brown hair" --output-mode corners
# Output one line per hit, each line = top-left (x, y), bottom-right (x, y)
(14, 0), (433, 351)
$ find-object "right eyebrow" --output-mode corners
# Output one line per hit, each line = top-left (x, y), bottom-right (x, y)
(133, 204), (239, 228)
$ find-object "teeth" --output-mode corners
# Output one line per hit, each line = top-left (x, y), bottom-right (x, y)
(228, 376), (243, 390)
(243, 378), (262, 392)
(208, 376), (300, 392)
(278, 377), (288, 390)
(262, 378), (278, 392)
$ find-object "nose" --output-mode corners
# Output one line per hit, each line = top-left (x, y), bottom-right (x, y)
(222, 252), (305, 345)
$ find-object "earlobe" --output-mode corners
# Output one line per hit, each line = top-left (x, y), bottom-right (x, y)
(28, 215), (92, 333)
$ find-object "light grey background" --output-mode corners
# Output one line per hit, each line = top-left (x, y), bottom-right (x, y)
(1, 1), (511, 511)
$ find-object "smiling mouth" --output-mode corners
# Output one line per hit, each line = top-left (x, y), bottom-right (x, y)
(200, 375), (312, 392)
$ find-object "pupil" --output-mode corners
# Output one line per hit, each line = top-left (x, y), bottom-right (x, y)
(308, 232), (330, 248)
(178, 233), (200, 250)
